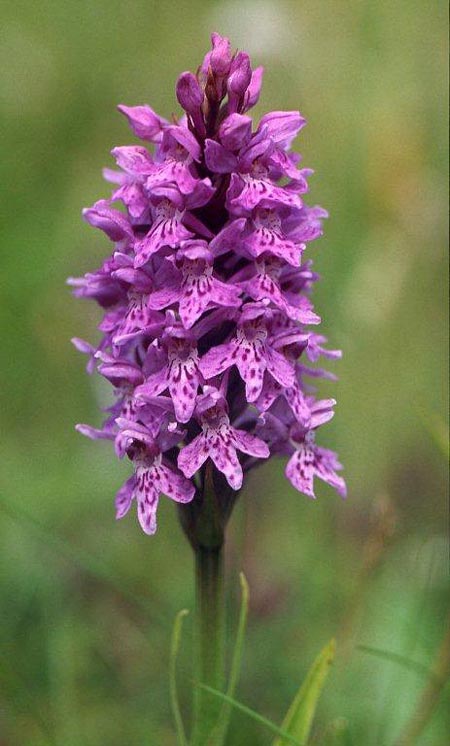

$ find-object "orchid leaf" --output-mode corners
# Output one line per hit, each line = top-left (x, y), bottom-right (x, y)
(357, 644), (437, 682)
(195, 683), (303, 745)
(169, 609), (190, 746)
(272, 638), (336, 746)
(415, 407), (449, 460)
(208, 572), (249, 746)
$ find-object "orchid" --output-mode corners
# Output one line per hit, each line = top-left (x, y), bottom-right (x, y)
(69, 30), (348, 746)
(70, 33), (345, 540)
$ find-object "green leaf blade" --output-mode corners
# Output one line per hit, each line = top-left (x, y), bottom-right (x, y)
(273, 638), (336, 746)
(169, 609), (190, 746)
(195, 683), (304, 745)
(209, 572), (250, 746)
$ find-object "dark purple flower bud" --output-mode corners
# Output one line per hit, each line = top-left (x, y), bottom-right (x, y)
(176, 71), (204, 111)
(210, 32), (232, 76)
(176, 72), (205, 135)
(227, 52), (252, 114)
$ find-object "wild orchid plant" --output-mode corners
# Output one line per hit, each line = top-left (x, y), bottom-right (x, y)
(70, 33), (346, 745)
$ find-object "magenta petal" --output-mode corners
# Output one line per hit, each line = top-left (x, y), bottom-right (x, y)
(117, 104), (167, 142)
(158, 463), (195, 503)
(231, 429), (269, 459)
(199, 341), (237, 380)
(219, 114), (252, 151)
(168, 359), (200, 423)
(147, 284), (181, 310)
(111, 146), (154, 175)
(134, 221), (193, 267)
(135, 368), (168, 400)
(258, 111), (306, 148)
(76, 423), (115, 441)
(82, 200), (133, 241)
(178, 434), (209, 478)
(204, 140), (238, 173)
(135, 472), (159, 535)
(115, 475), (136, 519)
(285, 450), (316, 498)
(244, 66), (264, 110)
(209, 278), (242, 308)
(210, 442), (243, 490)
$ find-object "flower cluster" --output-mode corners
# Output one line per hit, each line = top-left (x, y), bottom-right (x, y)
(69, 33), (346, 535)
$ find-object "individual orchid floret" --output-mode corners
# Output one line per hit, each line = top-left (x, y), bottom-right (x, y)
(135, 324), (202, 423)
(117, 104), (168, 142)
(231, 255), (321, 323)
(209, 32), (232, 77)
(70, 32), (346, 536)
(148, 240), (242, 328)
(67, 254), (126, 308)
(147, 126), (202, 194)
(257, 111), (306, 149)
(285, 427), (346, 500)
(199, 304), (295, 402)
(178, 388), (269, 490)
(115, 421), (195, 535)
(176, 72), (206, 135)
(82, 199), (134, 243)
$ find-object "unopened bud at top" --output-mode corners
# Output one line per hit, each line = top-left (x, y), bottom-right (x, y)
(176, 72), (204, 112)
(176, 72), (205, 134)
(227, 52), (252, 114)
(210, 32), (232, 76)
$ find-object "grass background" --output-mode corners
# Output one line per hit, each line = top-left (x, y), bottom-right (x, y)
(0, 1), (448, 744)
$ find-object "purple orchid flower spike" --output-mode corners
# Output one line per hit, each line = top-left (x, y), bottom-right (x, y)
(71, 32), (345, 537)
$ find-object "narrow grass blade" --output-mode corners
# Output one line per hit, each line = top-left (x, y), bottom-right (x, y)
(170, 609), (190, 746)
(357, 644), (437, 682)
(195, 683), (304, 745)
(415, 407), (449, 460)
(209, 572), (250, 746)
(272, 638), (336, 746)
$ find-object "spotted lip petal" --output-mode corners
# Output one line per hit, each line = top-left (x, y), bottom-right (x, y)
(177, 401), (269, 490)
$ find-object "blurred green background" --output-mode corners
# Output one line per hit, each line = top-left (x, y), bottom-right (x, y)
(0, 1), (448, 744)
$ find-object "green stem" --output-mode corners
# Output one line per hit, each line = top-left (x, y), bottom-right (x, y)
(192, 543), (225, 745)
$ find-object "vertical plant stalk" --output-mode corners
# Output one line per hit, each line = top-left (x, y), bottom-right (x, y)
(170, 609), (190, 746)
(193, 544), (225, 744)
(184, 464), (228, 746)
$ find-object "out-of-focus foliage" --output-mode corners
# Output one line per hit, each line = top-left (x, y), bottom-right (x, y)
(0, 1), (447, 744)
